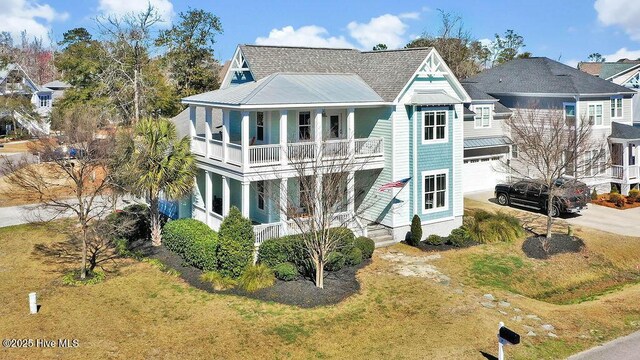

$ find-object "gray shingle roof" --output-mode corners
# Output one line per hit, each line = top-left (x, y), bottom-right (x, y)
(461, 82), (496, 101)
(238, 45), (432, 102)
(494, 102), (512, 115)
(184, 73), (383, 106)
(599, 63), (640, 80)
(610, 121), (640, 140)
(464, 136), (513, 149)
(464, 57), (636, 96)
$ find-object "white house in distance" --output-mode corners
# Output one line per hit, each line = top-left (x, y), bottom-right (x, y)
(179, 44), (470, 245)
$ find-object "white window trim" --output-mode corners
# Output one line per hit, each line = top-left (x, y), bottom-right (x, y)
(587, 103), (604, 127)
(611, 97), (623, 119)
(297, 111), (311, 141)
(256, 180), (266, 211)
(421, 169), (449, 214)
(473, 105), (492, 129)
(563, 102), (576, 123)
(421, 109), (449, 145)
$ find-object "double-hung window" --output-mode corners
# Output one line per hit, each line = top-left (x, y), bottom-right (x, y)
(39, 95), (50, 107)
(588, 104), (603, 126)
(564, 103), (576, 126)
(474, 106), (491, 128)
(611, 97), (623, 118)
(256, 112), (264, 141)
(423, 110), (447, 142)
(423, 170), (448, 212)
(298, 112), (311, 140)
(584, 149), (606, 176)
(256, 181), (265, 210)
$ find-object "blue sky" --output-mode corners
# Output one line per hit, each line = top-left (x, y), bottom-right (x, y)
(4, 0), (640, 67)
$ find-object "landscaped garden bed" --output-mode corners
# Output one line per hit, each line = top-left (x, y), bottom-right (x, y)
(522, 234), (585, 259)
(591, 189), (640, 210)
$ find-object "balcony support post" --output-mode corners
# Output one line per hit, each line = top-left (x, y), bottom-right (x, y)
(241, 180), (250, 218)
(205, 170), (212, 227)
(204, 106), (212, 158)
(280, 110), (288, 166)
(347, 107), (355, 160)
(222, 109), (230, 163)
(222, 175), (230, 217)
(241, 111), (250, 170)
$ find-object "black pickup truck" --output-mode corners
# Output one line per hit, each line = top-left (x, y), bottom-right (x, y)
(494, 179), (589, 217)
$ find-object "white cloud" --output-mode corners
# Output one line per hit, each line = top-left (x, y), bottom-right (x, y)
(603, 47), (640, 61)
(399, 12), (420, 20)
(255, 25), (354, 48)
(595, 0), (640, 40)
(0, 0), (68, 43)
(98, 0), (174, 22)
(347, 14), (412, 50)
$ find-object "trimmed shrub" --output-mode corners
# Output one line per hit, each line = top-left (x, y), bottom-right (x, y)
(325, 251), (346, 271)
(609, 193), (625, 207)
(345, 246), (363, 266)
(238, 264), (275, 292)
(163, 218), (218, 271)
(273, 262), (298, 281)
(258, 235), (307, 270)
(628, 189), (639, 202)
(408, 215), (422, 246)
(425, 234), (445, 245)
(448, 227), (471, 247)
(218, 207), (255, 278)
(329, 227), (356, 253)
(591, 188), (598, 201)
(355, 236), (375, 259)
(200, 271), (237, 290)
(611, 185), (620, 194)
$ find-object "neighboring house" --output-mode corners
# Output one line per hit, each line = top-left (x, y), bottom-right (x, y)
(43, 79), (71, 105)
(178, 44), (471, 245)
(463, 57), (639, 195)
(0, 63), (55, 135)
(578, 59), (640, 124)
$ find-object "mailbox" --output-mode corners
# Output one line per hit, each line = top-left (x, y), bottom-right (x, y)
(499, 326), (520, 345)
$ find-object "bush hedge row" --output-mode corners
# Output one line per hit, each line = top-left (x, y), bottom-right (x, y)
(163, 218), (219, 271)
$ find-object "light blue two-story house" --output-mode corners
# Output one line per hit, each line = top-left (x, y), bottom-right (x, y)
(178, 44), (470, 245)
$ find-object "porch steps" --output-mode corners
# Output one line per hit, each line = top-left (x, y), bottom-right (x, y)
(367, 224), (396, 248)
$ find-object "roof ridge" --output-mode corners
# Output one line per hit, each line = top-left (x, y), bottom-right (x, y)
(361, 47), (432, 53)
(240, 44), (358, 51)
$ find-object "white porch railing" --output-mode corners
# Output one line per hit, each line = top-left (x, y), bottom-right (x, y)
(193, 204), (206, 223)
(192, 136), (206, 156)
(250, 144), (281, 165)
(355, 137), (383, 157)
(288, 142), (316, 161)
(209, 211), (223, 229)
(209, 139), (223, 160)
(253, 223), (282, 245)
(227, 143), (242, 165)
(612, 165), (624, 180)
(323, 139), (350, 158)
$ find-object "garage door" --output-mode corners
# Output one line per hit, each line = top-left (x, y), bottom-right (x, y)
(463, 156), (507, 194)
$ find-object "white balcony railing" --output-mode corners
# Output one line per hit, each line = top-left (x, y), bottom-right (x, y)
(209, 139), (223, 160)
(630, 165), (639, 180)
(323, 139), (349, 158)
(192, 136), (206, 156)
(611, 165), (624, 180)
(227, 143), (242, 165)
(253, 223), (282, 245)
(355, 137), (383, 157)
(288, 142), (316, 161)
(250, 144), (281, 165)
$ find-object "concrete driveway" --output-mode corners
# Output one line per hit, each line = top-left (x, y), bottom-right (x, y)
(568, 330), (640, 360)
(465, 191), (640, 237)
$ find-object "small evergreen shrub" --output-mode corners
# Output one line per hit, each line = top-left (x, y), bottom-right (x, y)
(329, 227), (356, 253)
(609, 193), (625, 207)
(325, 251), (346, 271)
(163, 218), (219, 271)
(611, 185), (620, 194)
(345, 246), (363, 266)
(258, 235), (307, 270)
(218, 207), (255, 278)
(273, 262), (298, 281)
(200, 271), (237, 290)
(238, 264), (275, 292)
(354, 236), (375, 259)
(408, 214), (422, 246)
(425, 234), (445, 245)
(628, 189), (639, 202)
(448, 227), (471, 247)
(591, 188), (598, 201)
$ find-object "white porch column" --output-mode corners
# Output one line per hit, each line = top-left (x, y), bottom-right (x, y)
(314, 109), (323, 157)
(222, 109), (230, 163)
(241, 111), (250, 170)
(347, 171), (355, 215)
(241, 181), (250, 218)
(347, 107), (355, 158)
(189, 105), (196, 138)
(623, 142), (630, 182)
(222, 175), (230, 216)
(279, 177), (288, 235)
(280, 110), (288, 166)
(204, 106), (212, 158)
(205, 170), (212, 226)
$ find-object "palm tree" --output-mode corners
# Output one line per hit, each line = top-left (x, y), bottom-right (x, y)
(114, 117), (196, 246)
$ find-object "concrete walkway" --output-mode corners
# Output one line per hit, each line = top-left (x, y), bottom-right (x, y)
(568, 330), (640, 360)
(465, 191), (640, 237)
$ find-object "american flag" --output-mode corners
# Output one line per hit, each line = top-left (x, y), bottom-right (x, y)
(378, 177), (411, 191)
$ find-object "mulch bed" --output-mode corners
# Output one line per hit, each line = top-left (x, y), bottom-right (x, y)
(592, 195), (640, 210)
(409, 241), (479, 252)
(522, 234), (585, 260)
(134, 241), (364, 308)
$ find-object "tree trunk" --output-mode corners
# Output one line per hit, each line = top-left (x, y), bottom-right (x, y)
(546, 194), (554, 239)
(314, 258), (324, 289)
(134, 68), (140, 124)
(149, 194), (161, 246)
(81, 227), (88, 279)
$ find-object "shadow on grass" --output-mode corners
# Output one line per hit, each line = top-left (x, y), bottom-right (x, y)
(479, 351), (498, 360)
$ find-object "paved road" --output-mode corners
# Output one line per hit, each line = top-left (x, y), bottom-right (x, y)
(465, 191), (640, 237)
(568, 330), (640, 360)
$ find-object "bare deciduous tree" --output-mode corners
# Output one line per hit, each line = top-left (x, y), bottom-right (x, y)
(1, 106), (115, 279)
(502, 103), (608, 242)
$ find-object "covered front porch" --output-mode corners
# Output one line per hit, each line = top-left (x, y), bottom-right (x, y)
(609, 122), (640, 195)
(192, 169), (369, 245)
